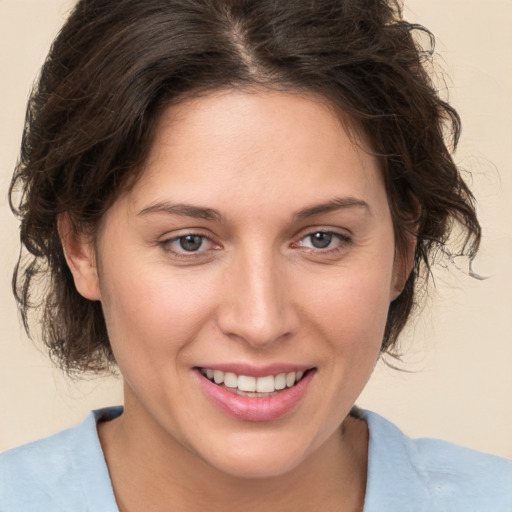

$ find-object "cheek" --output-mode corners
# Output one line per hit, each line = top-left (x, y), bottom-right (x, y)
(302, 258), (394, 352)
(99, 264), (219, 366)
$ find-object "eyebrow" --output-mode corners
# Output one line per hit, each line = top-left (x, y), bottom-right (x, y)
(138, 202), (224, 222)
(294, 196), (371, 221)
(137, 196), (370, 222)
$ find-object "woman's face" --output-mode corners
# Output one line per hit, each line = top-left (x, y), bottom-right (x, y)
(77, 89), (406, 478)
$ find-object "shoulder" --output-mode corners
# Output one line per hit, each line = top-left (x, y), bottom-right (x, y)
(359, 409), (512, 512)
(0, 407), (122, 512)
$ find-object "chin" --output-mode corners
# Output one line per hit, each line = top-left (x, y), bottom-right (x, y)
(197, 432), (319, 480)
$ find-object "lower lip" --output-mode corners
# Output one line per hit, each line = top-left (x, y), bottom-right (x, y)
(195, 370), (315, 422)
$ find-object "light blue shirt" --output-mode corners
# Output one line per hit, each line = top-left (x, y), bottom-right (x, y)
(1, 407), (511, 511)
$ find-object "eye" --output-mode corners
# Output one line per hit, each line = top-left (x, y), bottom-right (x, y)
(297, 230), (351, 251)
(176, 234), (204, 252)
(305, 232), (334, 249)
(160, 233), (217, 257)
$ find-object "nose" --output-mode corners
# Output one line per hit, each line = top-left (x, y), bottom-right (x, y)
(217, 248), (299, 348)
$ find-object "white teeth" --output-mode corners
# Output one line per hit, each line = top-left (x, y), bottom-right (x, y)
(238, 375), (256, 392)
(201, 368), (308, 393)
(224, 372), (238, 388)
(286, 372), (296, 387)
(274, 373), (287, 390)
(256, 375), (275, 393)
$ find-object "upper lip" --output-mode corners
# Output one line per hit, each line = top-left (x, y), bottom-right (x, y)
(194, 363), (315, 377)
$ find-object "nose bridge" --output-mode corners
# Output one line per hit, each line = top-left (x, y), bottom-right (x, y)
(218, 245), (296, 347)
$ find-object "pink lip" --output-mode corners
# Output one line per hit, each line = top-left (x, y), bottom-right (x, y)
(194, 368), (315, 422)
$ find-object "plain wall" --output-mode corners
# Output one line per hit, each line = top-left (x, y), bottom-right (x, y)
(1, 0), (511, 457)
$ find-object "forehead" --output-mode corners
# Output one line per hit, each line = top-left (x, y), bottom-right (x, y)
(125, 88), (387, 219)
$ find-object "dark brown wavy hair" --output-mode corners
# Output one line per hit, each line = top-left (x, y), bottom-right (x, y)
(9, 0), (481, 375)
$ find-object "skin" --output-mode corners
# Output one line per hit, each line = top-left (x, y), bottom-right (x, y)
(61, 89), (412, 511)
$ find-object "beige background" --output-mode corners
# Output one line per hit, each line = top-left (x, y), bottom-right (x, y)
(1, 0), (511, 457)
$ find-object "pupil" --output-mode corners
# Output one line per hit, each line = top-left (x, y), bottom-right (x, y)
(179, 235), (203, 251)
(311, 232), (332, 249)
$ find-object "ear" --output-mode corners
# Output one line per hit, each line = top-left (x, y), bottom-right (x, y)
(57, 214), (101, 301)
(390, 229), (417, 302)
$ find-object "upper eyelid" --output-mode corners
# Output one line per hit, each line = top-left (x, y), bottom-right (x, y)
(294, 226), (352, 241)
(160, 228), (215, 242)
(298, 231), (351, 243)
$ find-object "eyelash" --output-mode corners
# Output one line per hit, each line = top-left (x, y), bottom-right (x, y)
(159, 233), (218, 259)
(295, 230), (352, 253)
(159, 230), (352, 260)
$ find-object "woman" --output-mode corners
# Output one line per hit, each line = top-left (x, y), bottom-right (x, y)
(1, 0), (511, 510)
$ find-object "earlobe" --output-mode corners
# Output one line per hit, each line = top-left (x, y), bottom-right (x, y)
(57, 214), (101, 301)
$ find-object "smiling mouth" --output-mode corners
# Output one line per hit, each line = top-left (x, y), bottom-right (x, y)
(198, 367), (314, 397)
